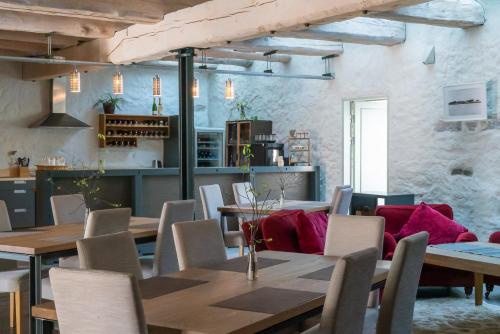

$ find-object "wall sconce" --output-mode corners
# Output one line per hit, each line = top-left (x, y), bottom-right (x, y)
(153, 74), (161, 97)
(225, 78), (235, 100)
(113, 69), (124, 95)
(193, 78), (200, 99)
(69, 66), (81, 93)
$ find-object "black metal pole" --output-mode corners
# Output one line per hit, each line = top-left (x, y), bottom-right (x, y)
(177, 48), (195, 200)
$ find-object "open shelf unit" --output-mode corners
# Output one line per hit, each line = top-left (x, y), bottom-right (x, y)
(99, 114), (170, 148)
(288, 136), (311, 166)
(225, 120), (272, 167)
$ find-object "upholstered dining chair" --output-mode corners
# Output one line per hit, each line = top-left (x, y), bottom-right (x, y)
(363, 232), (429, 334)
(301, 247), (379, 334)
(0, 200), (28, 334)
(233, 182), (254, 205)
(172, 219), (227, 271)
(77, 231), (143, 280)
(140, 200), (195, 277)
(50, 267), (148, 334)
(325, 214), (385, 307)
(332, 186), (353, 215)
(84, 207), (131, 238)
(50, 194), (86, 225)
(200, 184), (245, 256)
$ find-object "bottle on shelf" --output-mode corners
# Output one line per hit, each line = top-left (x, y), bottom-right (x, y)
(158, 97), (164, 116)
(152, 97), (158, 116)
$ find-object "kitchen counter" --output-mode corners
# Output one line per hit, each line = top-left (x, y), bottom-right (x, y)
(0, 177), (36, 182)
(36, 166), (320, 226)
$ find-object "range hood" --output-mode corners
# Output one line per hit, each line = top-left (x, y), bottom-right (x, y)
(31, 77), (91, 128)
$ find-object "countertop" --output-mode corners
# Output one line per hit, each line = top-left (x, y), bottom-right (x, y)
(0, 177), (36, 182)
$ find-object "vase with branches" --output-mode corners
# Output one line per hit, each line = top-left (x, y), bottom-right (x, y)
(275, 169), (300, 208)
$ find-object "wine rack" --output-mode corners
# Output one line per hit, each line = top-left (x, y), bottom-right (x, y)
(99, 114), (170, 148)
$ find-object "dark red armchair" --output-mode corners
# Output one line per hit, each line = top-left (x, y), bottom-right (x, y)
(485, 232), (500, 298)
(376, 204), (478, 296)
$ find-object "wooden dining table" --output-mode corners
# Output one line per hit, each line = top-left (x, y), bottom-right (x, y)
(0, 217), (159, 334)
(32, 251), (391, 334)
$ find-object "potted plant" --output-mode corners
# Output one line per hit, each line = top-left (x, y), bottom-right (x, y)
(94, 94), (124, 114)
(235, 101), (250, 120)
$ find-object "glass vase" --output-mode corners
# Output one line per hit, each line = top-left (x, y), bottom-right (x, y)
(279, 189), (285, 208)
(247, 244), (258, 281)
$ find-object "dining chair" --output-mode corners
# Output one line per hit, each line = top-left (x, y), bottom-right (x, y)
(324, 214), (384, 307)
(172, 219), (227, 271)
(77, 231), (143, 280)
(84, 207), (132, 238)
(330, 185), (350, 213)
(0, 200), (28, 334)
(200, 184), (245, 256)
(50, 267), (148, 334)
(332, 186), (353, 215)
(363, 232), (429, 334)
(50, 194), (86, 225)
(301, 247), (379, 334)
(140, 200), (195, 277)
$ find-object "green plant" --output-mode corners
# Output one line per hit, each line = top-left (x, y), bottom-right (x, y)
(235, 101), (250, 120)
(93, 93), (124, 110)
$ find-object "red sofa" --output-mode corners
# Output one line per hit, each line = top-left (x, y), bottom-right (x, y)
(376, 204), (477, 295)
(485, 232), (500, 298)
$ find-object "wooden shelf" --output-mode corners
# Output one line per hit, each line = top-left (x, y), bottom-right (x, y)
(225, 120), (272, 167)
(99, 114), (170, 148)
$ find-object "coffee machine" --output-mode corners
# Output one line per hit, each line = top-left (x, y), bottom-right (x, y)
(265, 143), (284, 166)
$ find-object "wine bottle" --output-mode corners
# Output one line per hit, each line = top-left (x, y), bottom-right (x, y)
(152, 97), (158, 116)
(158, 97), (164, 116)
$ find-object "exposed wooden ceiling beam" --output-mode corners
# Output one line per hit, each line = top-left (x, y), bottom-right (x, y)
(106, 0), (430, 64)
(0, 48), (29, 56)
(0, 30), (84, 48)
(0, 10), (129, 38)
(204, 49), (291, 63)
(0, 0), (211, 24)
(367, 0), (485, 28)
(0, 39), (47, 54)
(223, 37), (344, 56)
(275, 18), (406, 46)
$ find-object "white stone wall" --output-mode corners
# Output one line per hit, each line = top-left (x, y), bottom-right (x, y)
(207, 1), (500, 240)
(0, 64), (210, 169)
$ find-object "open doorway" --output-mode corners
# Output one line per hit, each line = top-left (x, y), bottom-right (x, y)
(343, 99), (388, 193)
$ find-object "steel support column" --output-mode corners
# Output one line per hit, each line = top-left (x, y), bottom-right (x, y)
(177, 48), (195, 199)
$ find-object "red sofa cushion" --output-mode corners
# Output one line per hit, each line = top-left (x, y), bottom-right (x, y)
(295, 211), (328, 254)
(261, 210), (302, 252)
(376, 204), (453, 235)
(241, 220), (267, 252)
(395, 203), (467, 245)
(490, 232), (500, 244)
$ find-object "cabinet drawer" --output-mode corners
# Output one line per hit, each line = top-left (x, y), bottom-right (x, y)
(8, 207), (35, 228)
(0, 189), (35, 207)
(0, 180), (35, 190)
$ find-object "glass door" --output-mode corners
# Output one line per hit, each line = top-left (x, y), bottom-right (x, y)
(343, 99), (388, 193)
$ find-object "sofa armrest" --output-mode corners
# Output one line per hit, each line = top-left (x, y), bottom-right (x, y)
(383, 232), (397, 260)
(455, 232), (478, 243)
(489, 232), (500, 244)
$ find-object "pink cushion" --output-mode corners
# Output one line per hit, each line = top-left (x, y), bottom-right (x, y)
(295, 211), (328, 254)
(395, 203), (468, 245)
(261, 210), (302, 252)
(490, 232), (500, 244)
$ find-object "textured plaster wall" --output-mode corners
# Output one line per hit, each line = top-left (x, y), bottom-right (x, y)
(207, 1), (500, 240)
(0, 64), (210, 169)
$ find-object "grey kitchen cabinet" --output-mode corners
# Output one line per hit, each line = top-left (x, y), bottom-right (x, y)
(0, 179), (36, 228)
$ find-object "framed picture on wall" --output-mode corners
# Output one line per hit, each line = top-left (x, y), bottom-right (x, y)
(443, 82), (487, 122)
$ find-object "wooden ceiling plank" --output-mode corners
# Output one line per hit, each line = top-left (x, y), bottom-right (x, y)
(224, 37), (344, 56)
(0, 30), (83, 48)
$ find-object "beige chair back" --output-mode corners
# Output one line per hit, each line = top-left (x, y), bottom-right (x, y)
(172, 219), (227, 271)
(77, 231), (143, 280)
(331, 185), (350, 213)
(50, 267), (147, 334)
(232, 182), (254, 205)
(199, 184), (224, 222)
(324, 215), (385, 257)
(376, 232), (429, 334)
(84, 208), (131, 238)
(0, 200), (12, 232)
(153, 200), (195, 275)
(332, 187), (353, 215)
(50, 194), (86, 225)
(319, 247), (379, 334)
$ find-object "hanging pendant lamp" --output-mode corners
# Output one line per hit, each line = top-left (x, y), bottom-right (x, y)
(113, 69), (124, 95)
(69, 66), (81, 93)
(153, 74), (161, 97)
(193, 78), (200, 98)
(225, 78), (235, 100)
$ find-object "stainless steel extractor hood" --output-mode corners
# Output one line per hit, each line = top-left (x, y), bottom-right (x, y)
(30, 77), (91, 128)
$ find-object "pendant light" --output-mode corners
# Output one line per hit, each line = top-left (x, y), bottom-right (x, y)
(68, 66), (81, 93)
(112, 68), (124, 95)
(153, 74), (161, 97)
(193, 78), (200, 98)
(225, 78), (235, 100)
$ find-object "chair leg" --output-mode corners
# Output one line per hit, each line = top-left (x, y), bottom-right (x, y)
(239, 245), (244, 257)
(485, 284), (494, 299)
(9, 292), (15, 328)
(464, 286), (473, 298)
(15, 289), (22, 334)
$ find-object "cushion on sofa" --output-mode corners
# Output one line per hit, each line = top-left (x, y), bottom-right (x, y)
(395, 203), (467, 245)
(261, 210), (302, 252)
(295, 211), (328, 254)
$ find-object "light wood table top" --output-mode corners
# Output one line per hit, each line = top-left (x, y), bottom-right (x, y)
(0, 217), (158, 255)
(425, 242), (500, 277)
(33, 251), (390, 334)
(218, 200), (331, 215)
